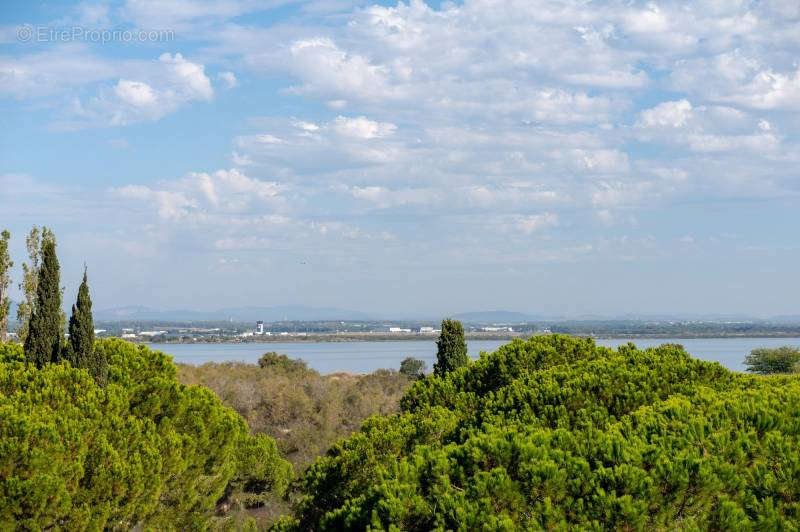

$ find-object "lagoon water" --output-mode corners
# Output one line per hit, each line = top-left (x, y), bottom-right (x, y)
(149, 337), (800, 374)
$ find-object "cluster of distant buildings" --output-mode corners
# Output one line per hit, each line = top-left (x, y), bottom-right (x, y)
(241, 321), (297, 337)
(245, 322), (518, 336)
(389, 327), (441, 334)
(120, 328), (168, 339)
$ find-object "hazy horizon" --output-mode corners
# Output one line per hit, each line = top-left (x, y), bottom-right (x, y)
(2, 1), (799, 317)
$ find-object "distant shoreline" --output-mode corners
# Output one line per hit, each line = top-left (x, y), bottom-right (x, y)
(144, 331), (800, 344)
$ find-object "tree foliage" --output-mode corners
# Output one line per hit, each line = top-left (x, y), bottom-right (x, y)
(23, 235), (63, 368)
(433, 319), (468, 377)
(744, 345), (800, 375)
(280, 335), (800, 530)
(399, 357), (426, 380)
(66, 268), (107, 383)
(0, 230), (11, 341)
(258, 351), (311, 374)
(0, 339), (292, 530)
(16, 227), (42, 344)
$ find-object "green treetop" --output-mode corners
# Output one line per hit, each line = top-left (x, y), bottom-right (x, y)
(0, 230), (12, 341)
(400, 356), (427, 380)
(433, 319), (469, 377)
(23, 234), (63, 367)
(66, 268), (106, 382)
(744, 346), (800, 374)
(16, 227), (42, 344)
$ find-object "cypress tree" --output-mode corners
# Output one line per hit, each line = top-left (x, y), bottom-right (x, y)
(23, 235), (63, 367)
(433, 319), (469, 377)
(67, 268), (95, 369)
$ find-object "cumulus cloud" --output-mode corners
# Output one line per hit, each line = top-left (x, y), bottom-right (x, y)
(638, 100), (693, 128)
(113, 168), (285, 221)
(287, 38), (395, 101)
(61, 52), (213, 127)
(210, 0), (796, 232)
(723, 68), (800, 110)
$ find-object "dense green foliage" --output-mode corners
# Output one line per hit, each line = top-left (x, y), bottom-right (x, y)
(744, 346), (800, 375)
(433, 319), (468, 377)
(0, 339), (291, 530)
(258, 351), (311, 373)
(66, 269), (108, 383)
(23, 236), (64, 367)
(0, 230), (11, 341)
(399, 357), (426, 380)
(15, 227), (42, 344)
(280, 335), (800, 530)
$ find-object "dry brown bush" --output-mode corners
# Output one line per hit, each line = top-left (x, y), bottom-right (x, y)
(178, 358), (412, 528)
(177, 359), (411, 471)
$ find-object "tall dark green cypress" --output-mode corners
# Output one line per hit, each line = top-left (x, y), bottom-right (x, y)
(67, 268), (95, 369)
(23, 236), (63, 367)
(433, 319), (469, 377)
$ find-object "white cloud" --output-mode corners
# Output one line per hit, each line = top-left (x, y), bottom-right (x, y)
(723, 68), (800, 110)
(638, 100), (693, 128)
(113, 168), (285, 221)
(686, 132), (780, 153)
(62, 52), (213, 127)
(115, 79), (157, 106)
(0, 45), (116, 98)
(623, 5), (670, 34)
(287, 38), (394, 101)
(332, 116), (396, 139)
(217, 70), (238, 88)
(348, 185), (437, 208)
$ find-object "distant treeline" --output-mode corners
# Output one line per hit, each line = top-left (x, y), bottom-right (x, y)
(78, 319), (800, 342)
(549, 320), (800, 337)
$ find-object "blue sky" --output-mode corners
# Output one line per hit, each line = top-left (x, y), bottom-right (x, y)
(1, 0), (799, 317)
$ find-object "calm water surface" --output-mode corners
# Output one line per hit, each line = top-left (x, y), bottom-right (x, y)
(149, 337), (800, 374)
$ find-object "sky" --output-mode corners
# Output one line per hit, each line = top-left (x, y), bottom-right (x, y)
(1, 0), (799, 318)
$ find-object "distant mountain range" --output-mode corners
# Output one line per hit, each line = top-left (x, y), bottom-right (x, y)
(451, 310), (543, 323)
(445, 310), (800, 325)
(3, 301), (794, 325)
(94, 305), (372, 322)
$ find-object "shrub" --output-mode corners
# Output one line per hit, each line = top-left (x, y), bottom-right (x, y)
(178, 361), (412, 474)
(258, 351), (312, 374)
(399, 356), (426, 380)
(744, 345), (800, 374)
